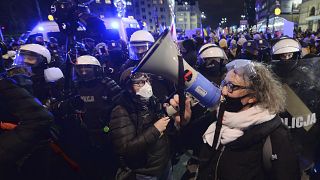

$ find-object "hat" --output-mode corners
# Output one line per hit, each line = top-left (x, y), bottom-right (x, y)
(219, 39), (228, 49)
(120, 67), (134, 86)
(230, 39), (237, 49)
(253, 34), (261, 40)
(120, 67), (149, 86)
(256, 39), (269, 50)
(242, 40), (258, 54)
(237, 37), (247, 46)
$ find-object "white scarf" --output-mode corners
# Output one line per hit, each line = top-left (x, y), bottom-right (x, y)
(203, 106), (276, 149)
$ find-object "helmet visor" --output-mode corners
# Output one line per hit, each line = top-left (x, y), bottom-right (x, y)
(14, 50), (44, 67)
(75, 65), (97, 81)
(128, 42), (153, 61)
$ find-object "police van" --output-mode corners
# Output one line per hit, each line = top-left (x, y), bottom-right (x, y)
(101, 17), (140, 43)
(27, 17), (140, 44)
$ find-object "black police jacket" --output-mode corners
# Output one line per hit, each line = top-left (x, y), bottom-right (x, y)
(110, 93), (171, 177)
(0, 78), (53, 175)
(270, 57), (320, 171)
(197, 116), (301, 180)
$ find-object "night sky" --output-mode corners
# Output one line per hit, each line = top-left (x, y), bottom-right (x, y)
(198, 0), (245, 28)
(0, 0), (245, 34)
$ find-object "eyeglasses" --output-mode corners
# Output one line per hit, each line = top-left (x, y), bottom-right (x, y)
(221, 79), (253, 93)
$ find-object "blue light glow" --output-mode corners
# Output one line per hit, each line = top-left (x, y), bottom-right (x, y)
(38, 26), (44, 31)
(111, 22), (119, 29)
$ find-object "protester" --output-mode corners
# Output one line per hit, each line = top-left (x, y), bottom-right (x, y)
(169, 60), (301, 180)
(0, 78), (53, 179)
(110, 68), (175, 180)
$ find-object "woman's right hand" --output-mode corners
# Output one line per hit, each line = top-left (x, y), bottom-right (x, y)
(154, 117), (170, 133)
(169, 94), (192, 126)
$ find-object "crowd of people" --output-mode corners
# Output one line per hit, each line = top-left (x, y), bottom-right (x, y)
(0, 24), (320, 180)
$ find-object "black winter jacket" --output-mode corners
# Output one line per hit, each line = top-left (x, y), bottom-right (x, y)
(197, 116), (301, 180)
(0, 79), (53, 174)
(110, 94), (171, 177)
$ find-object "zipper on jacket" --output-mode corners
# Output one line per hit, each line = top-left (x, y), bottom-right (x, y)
(214, 146), (225, 180)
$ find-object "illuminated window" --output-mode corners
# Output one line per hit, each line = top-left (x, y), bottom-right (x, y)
(127, 1), (132, 5)
(178, 18), (184, 21)
(105, 0), (111, 4)
(159, 0), (163, 4)
(96, 0), (101, 3)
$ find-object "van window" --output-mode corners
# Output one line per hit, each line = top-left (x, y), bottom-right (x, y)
(48, 32), (67, 45)
(104, 29), (121, 41)
(126, 28), (139, 40)
(27, 33), (43, 44)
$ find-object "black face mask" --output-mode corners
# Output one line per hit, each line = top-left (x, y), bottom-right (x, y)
(224, 94), (251, 112)
(271, 59), (298, 77)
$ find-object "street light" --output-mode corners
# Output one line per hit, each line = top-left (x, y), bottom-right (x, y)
(200, 12), (206, 39)
(241, 15), (246, 19)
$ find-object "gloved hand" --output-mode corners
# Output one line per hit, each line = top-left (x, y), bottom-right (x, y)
(51, 95), (85, 115)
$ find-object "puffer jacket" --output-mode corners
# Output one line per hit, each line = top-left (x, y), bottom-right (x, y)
(197, 116), (301, 180)
(0, 78), (53, 177)
(110, 93), (171, 177)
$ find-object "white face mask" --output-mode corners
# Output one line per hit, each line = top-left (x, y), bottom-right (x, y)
(136, 82), (153, 99)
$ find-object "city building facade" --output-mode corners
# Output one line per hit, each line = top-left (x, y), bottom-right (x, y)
(298, 0), (320, 31)
(89, 0), (171, 32)
(255, 0), (302, 25)
(131, 0), (171, 32)
(175, 1), (201, 30)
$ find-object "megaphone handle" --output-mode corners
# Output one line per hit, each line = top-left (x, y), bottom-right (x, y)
(178, 55), (186, 126)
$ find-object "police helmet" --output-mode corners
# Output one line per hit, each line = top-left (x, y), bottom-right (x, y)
(272, 38), (301, 60)
(128, 30), (155, 61)
(75, 55), (102, 81)
(198, 43), (228, 68)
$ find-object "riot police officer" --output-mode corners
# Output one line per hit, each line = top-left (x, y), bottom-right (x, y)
(9, 43), (63, 103)
(197, 43), (228, 84)
(270, 37), (320, 178)
(121, 30), (155, 71)
(71, 55), (121, 179)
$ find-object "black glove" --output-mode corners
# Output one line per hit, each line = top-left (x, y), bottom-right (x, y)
(51, 95), (84, 115)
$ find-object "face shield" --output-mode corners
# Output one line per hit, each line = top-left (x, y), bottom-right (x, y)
(128, 41), (153, 61)
(198, 57), (222, 69)
(75, 64), (100, 81)
(280, 52), (294, 60)
(225, 59), (257, 81)
(11, 50), (45, 76)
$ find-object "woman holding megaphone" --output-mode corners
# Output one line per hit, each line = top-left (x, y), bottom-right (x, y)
(170, 60), (301, 180)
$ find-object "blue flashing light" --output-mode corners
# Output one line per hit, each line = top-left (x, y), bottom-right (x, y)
(111, 21), (119, 29)
(38, 26), (44, 31)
